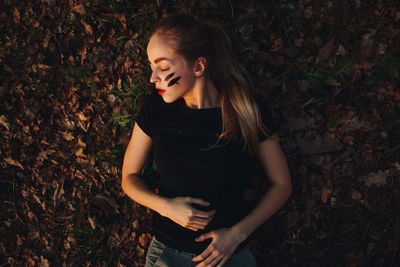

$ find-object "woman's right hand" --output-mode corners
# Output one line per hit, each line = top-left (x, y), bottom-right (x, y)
(160, 197), (217, 231)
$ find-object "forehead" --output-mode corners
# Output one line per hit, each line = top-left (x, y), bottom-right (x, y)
(147, 35), (177, 64)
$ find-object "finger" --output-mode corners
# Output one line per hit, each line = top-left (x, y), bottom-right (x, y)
(186, 197), (210, 206)
(200, 250), (221, 266)
(189, 216), (213, 226)
(186, 225), (200, 231)
(192, 245), (213, 262)
(216, 257), (228, 267)
(209, 256), (223, 267)
(192, 209), (217, 219)
(195, 231), (214, 242)
(186, 222), (206, 230)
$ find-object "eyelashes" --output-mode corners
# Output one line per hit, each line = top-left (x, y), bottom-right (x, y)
(164, 72), (181, 87)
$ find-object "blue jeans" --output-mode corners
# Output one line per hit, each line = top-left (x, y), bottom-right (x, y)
(145, 236), (257, 267)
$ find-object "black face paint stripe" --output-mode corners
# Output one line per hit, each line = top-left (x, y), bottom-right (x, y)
(165, 72), (175, 81)
(167, 76), (181, 87)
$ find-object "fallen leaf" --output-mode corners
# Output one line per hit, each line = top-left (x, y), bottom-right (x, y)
(325, 79), (341, 87)
(13, 8), (20, 23)
(0, 115), (10, 130)
(4, 157), (24, 170)
(365, 170), (387, 187)
(40, 256), (50, 267)
(41, 139), (50, 145)
(27, 256), (35, 267)
(72, 4), (85, 15)
(139, 233), (152, 248)
(78, 137), (86, 147)
(88, 216), (96, 229)
(37, 64), (52, 69)
(304, 6), (313, 19)
(75, 148), (85, 158)
(62, 131), (74, 141)
(318, 37), (336, 62)
(351, 189), (362, 200)
(321, 188), (332, 203)
(81, 19), (93, 35)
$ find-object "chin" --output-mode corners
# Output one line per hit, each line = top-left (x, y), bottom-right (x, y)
(160, 92), (184, 104)
(159, 95), (177, 104)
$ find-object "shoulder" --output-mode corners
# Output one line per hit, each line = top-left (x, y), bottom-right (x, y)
(135, 91), (165, 137)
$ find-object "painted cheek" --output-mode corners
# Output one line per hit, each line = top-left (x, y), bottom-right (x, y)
(167, 76), (181, 87)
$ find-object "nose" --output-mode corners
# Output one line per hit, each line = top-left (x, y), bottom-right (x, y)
(149, 69), (160, 83)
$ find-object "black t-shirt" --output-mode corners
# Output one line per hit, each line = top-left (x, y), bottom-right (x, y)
(135, 91), (279, 254)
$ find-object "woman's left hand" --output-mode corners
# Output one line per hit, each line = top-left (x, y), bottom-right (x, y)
(192, 227), (243, 267)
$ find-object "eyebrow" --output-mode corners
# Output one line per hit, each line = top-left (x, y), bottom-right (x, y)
(148, 57), (171, 65)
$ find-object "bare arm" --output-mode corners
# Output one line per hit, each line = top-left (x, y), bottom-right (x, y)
(121, 122), (167, 214)
(230, 133), (292, 241)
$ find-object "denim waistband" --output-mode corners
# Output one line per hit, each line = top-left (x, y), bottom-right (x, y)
(152, 236), (198, 257)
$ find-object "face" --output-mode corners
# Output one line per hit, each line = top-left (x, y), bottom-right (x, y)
(146, 34), (196, 103)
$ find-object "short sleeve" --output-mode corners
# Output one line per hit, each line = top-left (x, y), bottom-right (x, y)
(135, 91), (162, 137)
(255, 97), (280, 142)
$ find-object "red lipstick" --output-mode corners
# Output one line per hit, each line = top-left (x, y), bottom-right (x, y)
(156, 88), (165, 95)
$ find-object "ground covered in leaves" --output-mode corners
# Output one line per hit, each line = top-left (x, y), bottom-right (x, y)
(1, 0), (399, 266)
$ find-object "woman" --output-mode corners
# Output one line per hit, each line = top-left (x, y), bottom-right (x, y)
(121, 14), (292, 267)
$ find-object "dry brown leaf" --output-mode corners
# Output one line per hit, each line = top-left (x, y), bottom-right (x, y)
(80, 41), (87, 65)
(4, 157), (24, 170)
(77, 111), (88, 121)
(304, 6), (313, 19)
(81, 19), (93, 35)
(41, 139), (50, 145)
(78, 120), (90, 132)
(16, 234), (23, 246)
(27, 256), (35, 267)
(78, 137), (86, 147)
(88, 216), (96, 229)
(318, 37), (336, 62)
(396, 11), (400, 21)
(37, 64), (52, 69)
(139, 233), (152, 248)
(325, 79), (341, 87)
(116, 13), (127, 30)
(62, 131), (74, 141)
(72, 4), (85, 15)
(40, 256), (50, 267)
(0, 115), (10, 130)
(75, 148), (85, 158)
(43, 31), (51, 48)
(351, 190), (362, 200)
(13, 8), (20, 23)
(321, 188), (332, 203)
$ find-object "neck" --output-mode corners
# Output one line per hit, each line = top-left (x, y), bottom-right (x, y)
(182, 77), (220, 109)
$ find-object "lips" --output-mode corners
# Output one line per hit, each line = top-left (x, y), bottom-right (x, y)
(156, 88), (166, 95)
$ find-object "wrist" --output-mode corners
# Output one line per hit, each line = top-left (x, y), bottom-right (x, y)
(229, 223), (249, 243)
(156, 196), (170, 217)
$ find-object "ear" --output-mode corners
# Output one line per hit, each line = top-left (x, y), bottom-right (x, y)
(193, 57), (206, 77)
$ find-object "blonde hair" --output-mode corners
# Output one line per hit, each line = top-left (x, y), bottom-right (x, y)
(149, 14), (273, 157)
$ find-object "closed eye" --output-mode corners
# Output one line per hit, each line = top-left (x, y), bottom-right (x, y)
(161, 68), (170, 71)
